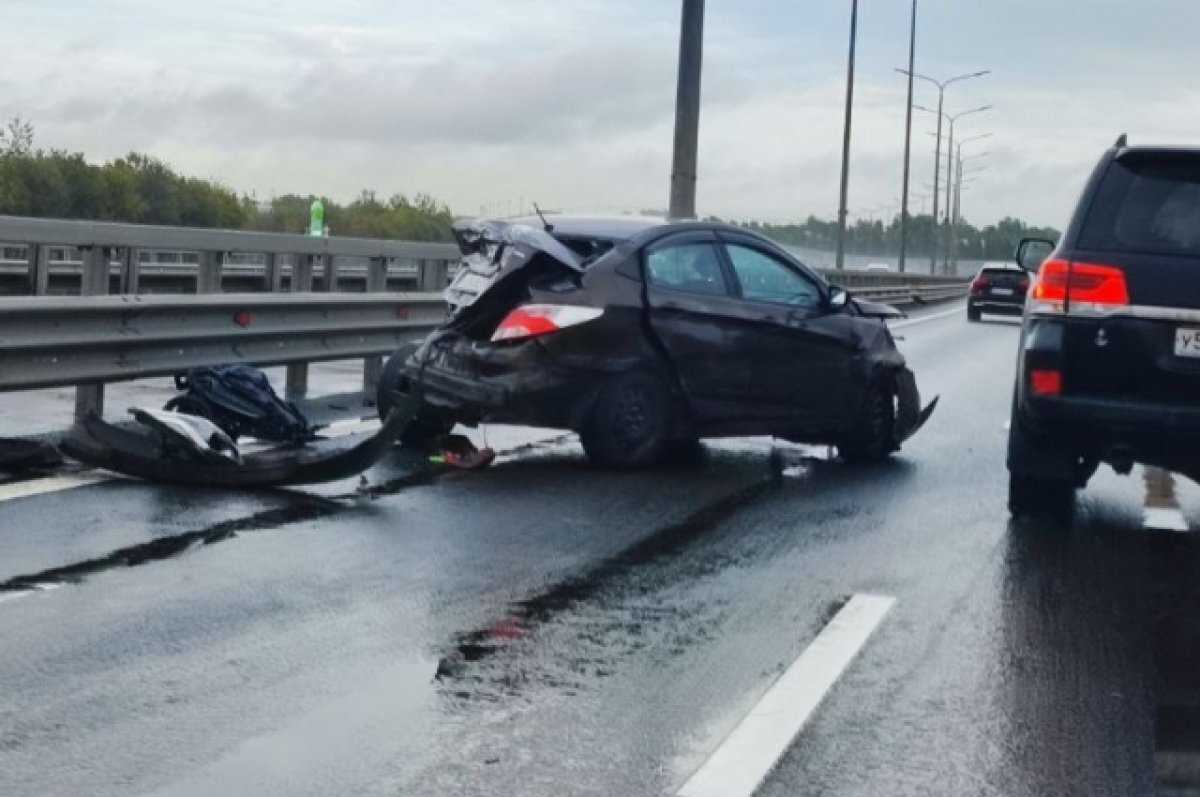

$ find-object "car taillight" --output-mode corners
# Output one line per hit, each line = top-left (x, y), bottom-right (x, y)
(970, 277), (989, 293)
(1017, 278), (1030, 291)
(1031, 258), (1129, 312)
(1029, 368), (1063, 396)
(491, 304), (604, 343)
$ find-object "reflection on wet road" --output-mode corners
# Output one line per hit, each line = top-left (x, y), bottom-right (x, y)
(1, 302), (1199, 796)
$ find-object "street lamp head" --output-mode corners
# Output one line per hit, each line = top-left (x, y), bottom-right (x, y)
(951, 104), (993, 122)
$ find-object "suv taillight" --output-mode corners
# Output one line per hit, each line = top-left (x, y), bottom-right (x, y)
(491, 304), (604, 343)
(1030, 258), (1129, 312)
(970, 276), (989, 294)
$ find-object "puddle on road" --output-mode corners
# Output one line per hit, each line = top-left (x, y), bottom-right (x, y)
(1007, 483), (1200, 794)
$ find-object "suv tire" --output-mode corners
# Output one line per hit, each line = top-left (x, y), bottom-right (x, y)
(967, 304), (981, 322)
(1009, 473), (1075, 519)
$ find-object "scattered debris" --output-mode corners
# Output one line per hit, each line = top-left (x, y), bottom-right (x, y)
(59, 397), (419, 489)
(0, 438), (62, 474)
(165, 364), (313, 444)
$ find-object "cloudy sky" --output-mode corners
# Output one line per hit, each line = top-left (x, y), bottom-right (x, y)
(5, 1), (1200, 228)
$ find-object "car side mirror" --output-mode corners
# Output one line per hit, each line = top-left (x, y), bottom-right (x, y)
(828, 286), (850, 311)
(1016, 238), (1055, 273)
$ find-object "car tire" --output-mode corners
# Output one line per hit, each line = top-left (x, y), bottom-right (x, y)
(377, 344), (455, 448)
(1009, 473), (1075, 519)
(838, 378), (896, 464)
(580, 370), (673, 469)
(967, 305), (981, 322)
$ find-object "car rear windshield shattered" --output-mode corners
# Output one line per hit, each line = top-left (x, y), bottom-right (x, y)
(1081, 152), (1200, 257)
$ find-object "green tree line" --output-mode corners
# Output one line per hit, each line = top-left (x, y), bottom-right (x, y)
(0, 118), (454, 241)
(722, 214), (1061, 262)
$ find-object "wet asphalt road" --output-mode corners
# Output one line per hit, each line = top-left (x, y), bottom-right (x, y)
(2, 301), (1199, 796)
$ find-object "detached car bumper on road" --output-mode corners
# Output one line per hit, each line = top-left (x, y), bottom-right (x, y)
(381, 216), (936, 468)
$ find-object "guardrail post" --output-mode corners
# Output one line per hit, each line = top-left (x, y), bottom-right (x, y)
(362, 257), (389, 399)
(74, 246), (111, 421)
(26, 244), (49, 295)
(263, 253), (282, 292)
(418, 259), (448, 292)
(197, 251), (223, 294)
(121, 247), (141, 294)
(321, 254), (339, 292)
(286, 254), (314, 399)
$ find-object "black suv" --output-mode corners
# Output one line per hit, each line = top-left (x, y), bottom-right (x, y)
(1008, 137), (1200, 516)
(967, 264), (1029, 321)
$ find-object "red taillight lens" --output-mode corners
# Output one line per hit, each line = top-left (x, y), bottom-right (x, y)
(491, 304), (604, 343)
(1030, 368), (1063, 396)
(970, 277), (989, 293)
(1032, 259), (1129, 307)
(1016, 278), (1030, 291)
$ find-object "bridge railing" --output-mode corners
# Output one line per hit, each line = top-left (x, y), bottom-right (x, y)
(0, 215), (967, 426)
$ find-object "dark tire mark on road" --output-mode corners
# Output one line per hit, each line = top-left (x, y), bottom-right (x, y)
(433, 454), (785, 693)
(0, 455), (439, 595)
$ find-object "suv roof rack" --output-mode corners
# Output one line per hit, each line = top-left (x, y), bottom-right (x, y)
(1115, 133), (1128, 148)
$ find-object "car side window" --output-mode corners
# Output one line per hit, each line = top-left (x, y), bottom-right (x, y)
(645, 243), (729, 297)
(724, 244), (822, 308)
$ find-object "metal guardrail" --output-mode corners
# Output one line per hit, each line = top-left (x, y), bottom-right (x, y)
(0, 215), (460, 297)
(0, 214), (967, 424)
(0, 293), (444, 394)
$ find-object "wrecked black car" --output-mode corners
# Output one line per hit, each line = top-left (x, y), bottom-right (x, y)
(379, 215), (936, 468)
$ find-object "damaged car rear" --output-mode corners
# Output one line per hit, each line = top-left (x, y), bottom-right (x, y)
(379, 215), (937, 468)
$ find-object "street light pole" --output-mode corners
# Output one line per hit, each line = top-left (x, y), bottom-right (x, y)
(835, 0), (859, 270)
(895, 68), (989, 272)
(669, 0), (705, 220)
(898, 0), (917, 274)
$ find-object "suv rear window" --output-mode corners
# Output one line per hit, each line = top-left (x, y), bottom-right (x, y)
(1079, 151), (1200, 256)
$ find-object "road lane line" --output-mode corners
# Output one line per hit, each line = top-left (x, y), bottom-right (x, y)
(889, 306), (964, 330)
(0, 472), (110, 503)
(1143, 467), (1189, 532)
(677, 594), (896, 797)
(1144, 507), (1189, 532)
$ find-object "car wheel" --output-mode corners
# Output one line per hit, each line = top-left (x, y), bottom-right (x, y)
(580, 370), (673, 468)
(967, 305), (981, 322)
(377, 344), (455, 448)
(838, 379), (896, 464)
(1009, 473), (1075, 519)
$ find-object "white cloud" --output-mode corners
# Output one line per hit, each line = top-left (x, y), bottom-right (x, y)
(6, 0), (1200, 228)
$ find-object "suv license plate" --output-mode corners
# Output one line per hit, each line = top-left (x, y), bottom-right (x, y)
(1175, 327), (1200, 358)
(991, 288), (1014, 296)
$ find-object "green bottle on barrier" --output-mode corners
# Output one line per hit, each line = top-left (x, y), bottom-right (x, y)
(309, 199), (325, 237)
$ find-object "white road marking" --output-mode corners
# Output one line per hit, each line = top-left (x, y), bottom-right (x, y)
(0, 472), (110, 503)
(1144, 507), (1189, 532)
(0, 583), (63, 605)
(677, 594), (896, 797)
(889, 306), (965, 330)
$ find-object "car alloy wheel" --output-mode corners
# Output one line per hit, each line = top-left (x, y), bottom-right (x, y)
(838, 379), (896, 464)
(580, 370), (672, 468)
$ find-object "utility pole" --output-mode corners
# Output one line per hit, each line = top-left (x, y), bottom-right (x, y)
(898, 0), (917, 274)
(834, 0), (859, 270)
(669, 0), (705, 220)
